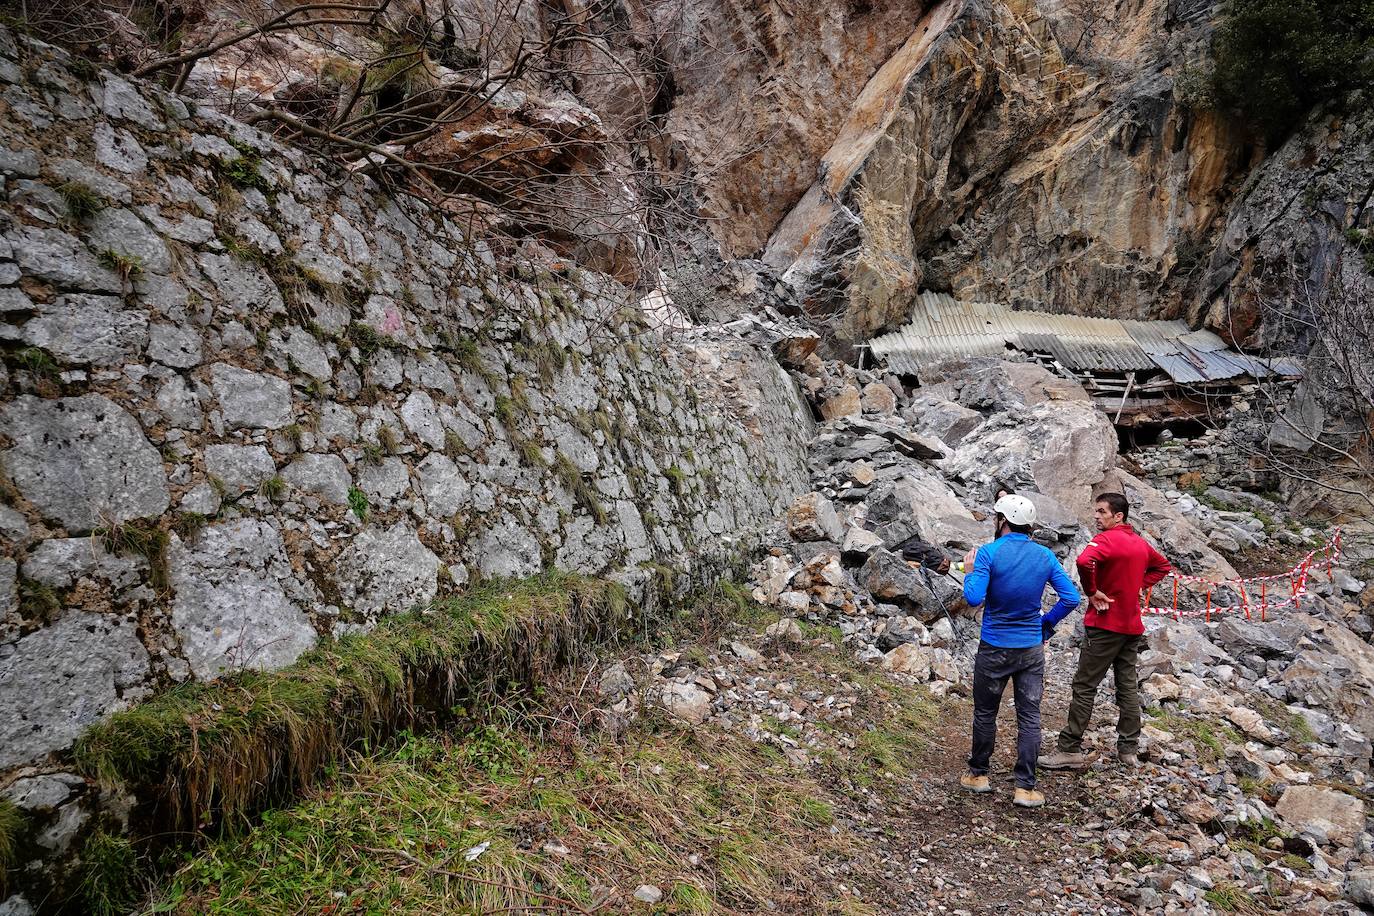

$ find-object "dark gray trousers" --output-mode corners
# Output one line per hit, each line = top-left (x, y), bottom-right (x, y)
(968, 641), (1045, 789)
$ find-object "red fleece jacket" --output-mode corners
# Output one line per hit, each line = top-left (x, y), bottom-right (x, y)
(1075, 524), (1172, 636)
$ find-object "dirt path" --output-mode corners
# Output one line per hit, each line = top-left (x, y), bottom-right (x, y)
(878, 645), (1141, 915)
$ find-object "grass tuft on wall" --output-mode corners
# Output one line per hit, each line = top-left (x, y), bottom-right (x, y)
(73, 572), (630, 832)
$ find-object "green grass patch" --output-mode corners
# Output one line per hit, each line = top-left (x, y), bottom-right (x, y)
(1204, 882), (1266, 914)
(78, 831), (140, 916)
(1147, 708), (1240, 765)
(154, 697), (867, 915)
(97, 249), (143, 283)
(95, 518), (170, 592)
(73, 573), (630, 831)
(555, 452), (608, 525)
(18, 577), (61, 622)
(347, 485), (369, 520)
(9, 346), (60, 380)
(0, 798), (21, 890)
(345, 321), (392, 360)
(214, 151), (272, 193)
(258, 474), (286, 502)
(57, 181), (105, 223)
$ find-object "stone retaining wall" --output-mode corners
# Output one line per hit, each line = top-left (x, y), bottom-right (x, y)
(0, 29), (811, 904)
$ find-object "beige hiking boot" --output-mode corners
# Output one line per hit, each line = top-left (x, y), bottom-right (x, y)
(1117, 751), (1139, 767)
(1013, 788), (1045, 808)
(1037, 749), (1090, 770)
(959, 773), (992, 794)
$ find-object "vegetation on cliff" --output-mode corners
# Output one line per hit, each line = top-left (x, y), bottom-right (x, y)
(1212, 0), (1374, 139)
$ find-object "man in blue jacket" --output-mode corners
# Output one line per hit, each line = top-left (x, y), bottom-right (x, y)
(960, 494), (1081, 808)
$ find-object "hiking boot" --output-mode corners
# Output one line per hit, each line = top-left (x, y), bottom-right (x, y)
(1117, 751), (1139, 767)
(1013, 788), (1045, 808)
(1037, 749), (1090, 770)
(959, 773), (992, 794)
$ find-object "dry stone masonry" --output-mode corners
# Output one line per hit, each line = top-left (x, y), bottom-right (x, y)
(0, 26), (813, 888)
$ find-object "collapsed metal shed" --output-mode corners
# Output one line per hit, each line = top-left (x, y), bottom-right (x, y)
(868, 293), (1302, 424)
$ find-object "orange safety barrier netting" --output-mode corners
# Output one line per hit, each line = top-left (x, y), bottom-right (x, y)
(1141, 529), (1343, 622)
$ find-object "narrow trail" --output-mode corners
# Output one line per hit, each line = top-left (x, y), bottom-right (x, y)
(888, 644), (1144, 915)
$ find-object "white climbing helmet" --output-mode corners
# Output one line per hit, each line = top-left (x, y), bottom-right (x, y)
(994, 493), (1037, 527)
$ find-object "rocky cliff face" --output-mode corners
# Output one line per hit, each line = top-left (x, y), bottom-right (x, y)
(111, 0), (1369, 355)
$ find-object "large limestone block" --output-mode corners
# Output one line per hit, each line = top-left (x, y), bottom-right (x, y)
(944, 400), (1116, 522)
(283, 453), (352, 505)
(334, 522), (441, 619)
(860, 381), (897, 415)
(21, 294), (148, 365)
(169, 519), (317, 679)
(210, 363), (293, 430)
(0, 611), (149, 767)
(820, 385), (861, 420)
(0, 394), (169, 530)
(204, 444), (275, 494)
(903, 395), (984, 447)
(866, 472), (984, 550)
(881, 643), (933, 679)
(659, 681), (712, 725)
(416, 453), (470, 517)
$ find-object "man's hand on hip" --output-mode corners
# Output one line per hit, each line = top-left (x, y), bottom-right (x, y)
(1090, 590), (1114, 612)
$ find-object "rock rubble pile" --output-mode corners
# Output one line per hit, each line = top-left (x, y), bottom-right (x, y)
(592, 353), (1374, 913)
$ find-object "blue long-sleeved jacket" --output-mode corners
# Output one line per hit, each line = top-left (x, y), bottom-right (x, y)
(963, 533), (1081, 648)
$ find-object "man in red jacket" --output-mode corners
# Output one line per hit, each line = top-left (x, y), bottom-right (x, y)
(1038, 492), (1171, 769)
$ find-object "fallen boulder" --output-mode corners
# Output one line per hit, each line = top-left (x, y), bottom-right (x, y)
(787, 492), (844, 543)
(1276, 784), (1366, 847)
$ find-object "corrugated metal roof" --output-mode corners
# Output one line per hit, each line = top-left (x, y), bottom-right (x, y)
(869, 293), (1303, 383)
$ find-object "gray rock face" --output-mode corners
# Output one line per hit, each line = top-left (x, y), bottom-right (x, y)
(399, 390), (446, 450)
(283, 454), (351, 505)
(21, 294), (148, 365)
(944, 399), (1116, 523)
(1345, 867), (1374, 907)
(0, 611), (149, 768)
(1214, 617), (1295, 660)
(2, 773), (83, 812)
(210, 363), (293, 430)
(204, 444), (276, 494)
(0, 558), (17, 641)
(472, 515), (542, 580)
(869, 472), (986, 550)
(858, 548), (959, 623)
(333, 523), (441, 619)
(357, 457), (410, 501)
(6, 225), (120, 291)
(0, 395), (169, 530)
(197, 253), (285, 317)
(85, 207), (171, 275)
(147, 322), (202, 368)
(415, 453), (470, 517)
(156, 376), (202, 428)
(21, 537), (138, 589)
(168, 519), (317, 680)
(277, 327), (332, 381)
